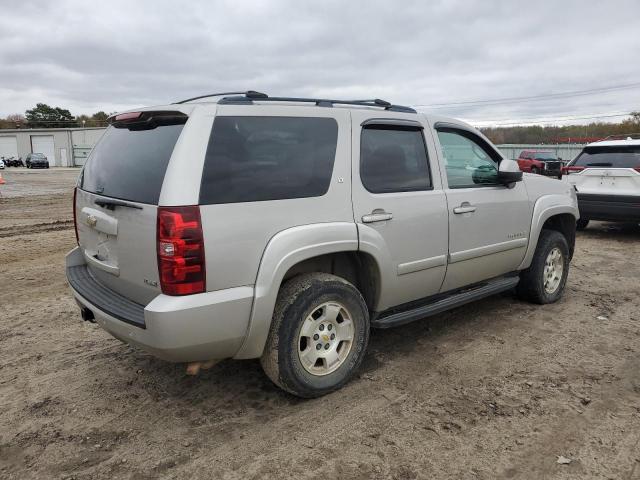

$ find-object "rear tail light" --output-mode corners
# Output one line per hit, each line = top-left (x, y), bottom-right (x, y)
(157, 206), (206, 296)
(73, 187), (79, 245)
(562, 166), (585, 174)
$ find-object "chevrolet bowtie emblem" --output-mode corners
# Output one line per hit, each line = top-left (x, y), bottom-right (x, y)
(322, 334), (330, 342)
(86, 215), (97, 227)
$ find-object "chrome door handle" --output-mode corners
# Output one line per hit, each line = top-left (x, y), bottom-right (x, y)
(453, 202), (476, 214)
(362, 209), (393, 223)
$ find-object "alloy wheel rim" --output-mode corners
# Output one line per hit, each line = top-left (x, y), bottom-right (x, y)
(543, 247), (564, 294)
(297, 301), (354, 376)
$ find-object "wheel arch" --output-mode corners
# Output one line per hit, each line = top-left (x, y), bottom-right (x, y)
(234, 222), (383, 359)
(519, 194), (579, 270)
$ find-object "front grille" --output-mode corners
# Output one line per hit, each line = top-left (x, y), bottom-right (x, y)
(545, 161), (562, 170)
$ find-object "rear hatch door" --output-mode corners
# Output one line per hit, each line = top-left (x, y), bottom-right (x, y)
(76, 110), (188, 305)
(569, 145), (640, 195)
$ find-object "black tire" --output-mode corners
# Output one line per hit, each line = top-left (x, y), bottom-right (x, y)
(576, 218), (589, 230)
(531, 167), (539, 175)
(260, 272), (370, 398)
(517, 229), (570, 304)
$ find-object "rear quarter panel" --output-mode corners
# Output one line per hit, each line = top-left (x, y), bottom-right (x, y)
(168, 104), (354, 292)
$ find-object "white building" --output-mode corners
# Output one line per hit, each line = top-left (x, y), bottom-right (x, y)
(0, 127), (106, 166)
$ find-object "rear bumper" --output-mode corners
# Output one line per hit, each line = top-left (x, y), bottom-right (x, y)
(577, 193), (640, 222)
(65, 247), (253, 362)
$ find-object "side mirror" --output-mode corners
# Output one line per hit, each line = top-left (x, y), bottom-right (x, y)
(498, 159), (523, 185)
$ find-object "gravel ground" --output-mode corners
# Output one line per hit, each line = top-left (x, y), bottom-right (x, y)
(0, 168), (639, 480)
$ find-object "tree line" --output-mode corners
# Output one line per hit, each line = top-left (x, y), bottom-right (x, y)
(0, 103), (111, 129)
(481, 112), (640, 144)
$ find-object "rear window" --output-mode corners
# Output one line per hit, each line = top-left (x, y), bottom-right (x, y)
(573, 146), (640, 168)
(80, 122), (184, 204)
(199, 116), (338, 204)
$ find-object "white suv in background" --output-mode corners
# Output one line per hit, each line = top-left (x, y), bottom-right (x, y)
(564, 137), (640, 229)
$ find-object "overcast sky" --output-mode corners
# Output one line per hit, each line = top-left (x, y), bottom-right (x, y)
(1, 0), (639, 126)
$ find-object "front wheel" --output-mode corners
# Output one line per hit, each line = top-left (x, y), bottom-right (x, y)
(517, 229), (569, 304)
(531, 167), (539, 175)
(261, 273), (370, 398)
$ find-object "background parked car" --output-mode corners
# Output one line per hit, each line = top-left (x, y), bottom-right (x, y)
(0, 158), (5, 169)
(25, 153), (50, 169)
(3, 156), (24, 167)
(563, 137), (640, 230)
(517, 150), (564, 178)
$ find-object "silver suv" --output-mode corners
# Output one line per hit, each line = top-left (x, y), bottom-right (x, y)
(66, 91), (579, 397)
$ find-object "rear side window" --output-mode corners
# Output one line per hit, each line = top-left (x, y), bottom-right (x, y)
(81, 123), (184, 204)
(200, 116), (338, 204)
(573, 146), (640, 168)
(360, 126), (431, 193)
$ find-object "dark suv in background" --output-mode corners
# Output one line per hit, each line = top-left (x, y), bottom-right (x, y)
(25, 153), (50, 169)
(517, 150), (563, 178)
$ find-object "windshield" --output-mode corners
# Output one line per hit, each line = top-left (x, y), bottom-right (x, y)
(533, 152), (556, 161)
(32, 153), (45, 158)
(572, 146), (640, 168)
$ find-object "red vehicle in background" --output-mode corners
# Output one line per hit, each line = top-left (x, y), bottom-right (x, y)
(516, 150), (564, 178)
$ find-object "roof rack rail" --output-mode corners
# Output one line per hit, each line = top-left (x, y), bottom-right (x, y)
(601, 133), (640, 141)
(216, 93), (416, 113)
(174, 90), (267, 104)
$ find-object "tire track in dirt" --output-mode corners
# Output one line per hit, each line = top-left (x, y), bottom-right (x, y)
(0, 220), (74, 238)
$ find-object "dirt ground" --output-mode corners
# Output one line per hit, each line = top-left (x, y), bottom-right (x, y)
(1, 168), (639, 480)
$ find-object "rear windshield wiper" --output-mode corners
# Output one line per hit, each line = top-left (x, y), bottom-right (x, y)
(95, 199), (143, 210)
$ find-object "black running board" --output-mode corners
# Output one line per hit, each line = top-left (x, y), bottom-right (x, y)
(371, 275), (520, 329)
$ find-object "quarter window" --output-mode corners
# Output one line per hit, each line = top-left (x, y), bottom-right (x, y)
(436, 129), (500, 188)
(360, 126), (431, 193)
(200, 116), (338, 204)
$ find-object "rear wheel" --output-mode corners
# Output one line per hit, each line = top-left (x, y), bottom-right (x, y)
(531, 167), (539, 175)
(576, 218), (589, 230)
(261, 273), (370, 398)
(517, 229), (569, 304)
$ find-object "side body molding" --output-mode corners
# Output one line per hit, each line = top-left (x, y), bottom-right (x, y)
(234, 222), (359, 359)
(518, 193), (579, 270)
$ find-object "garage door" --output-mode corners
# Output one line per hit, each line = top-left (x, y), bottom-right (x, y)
(0, 136), (18, 159)
(31, 135), (56, 166)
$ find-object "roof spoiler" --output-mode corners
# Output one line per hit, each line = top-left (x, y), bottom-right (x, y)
(108, 111), (188, 130)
